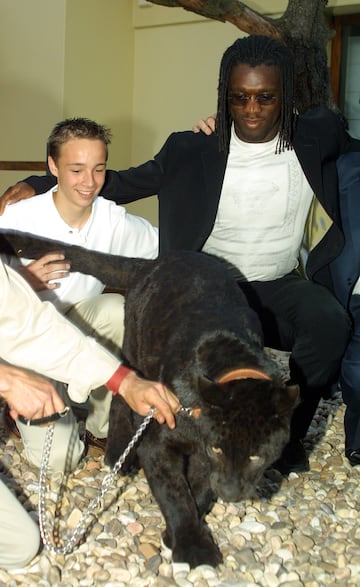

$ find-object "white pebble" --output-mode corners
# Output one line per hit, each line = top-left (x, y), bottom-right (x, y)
(238, 521), (266, 534)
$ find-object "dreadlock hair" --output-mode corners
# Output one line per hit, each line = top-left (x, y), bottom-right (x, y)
(48, 117), (112, 163)
(217, 35), (295, 155)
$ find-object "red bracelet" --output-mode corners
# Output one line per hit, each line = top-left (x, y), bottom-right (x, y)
(106, 365), (133, 395)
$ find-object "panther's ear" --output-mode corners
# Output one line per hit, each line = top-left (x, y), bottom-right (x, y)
(273, 384), (300, 416)
(198, 378), (230, 409)
(198, 376), (225, 409)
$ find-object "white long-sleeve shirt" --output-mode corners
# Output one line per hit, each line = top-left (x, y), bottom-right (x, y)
(0, 261), (120, 403)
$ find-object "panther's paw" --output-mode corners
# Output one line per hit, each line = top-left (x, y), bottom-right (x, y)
(172, 531), (222, 568)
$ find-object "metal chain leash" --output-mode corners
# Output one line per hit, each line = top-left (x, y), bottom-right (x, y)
(38, 407), (156, 555)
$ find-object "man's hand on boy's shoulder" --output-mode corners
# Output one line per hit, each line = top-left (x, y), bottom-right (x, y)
(0, 182), (35, 215)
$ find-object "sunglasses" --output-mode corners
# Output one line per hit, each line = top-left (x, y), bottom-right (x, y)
(228, 93), (277, 107)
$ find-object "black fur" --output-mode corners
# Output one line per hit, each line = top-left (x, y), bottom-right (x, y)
(0, 231), (298, 567)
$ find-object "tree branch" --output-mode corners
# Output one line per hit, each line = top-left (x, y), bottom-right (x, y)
(148, 0), (335, 112)
(149, 0), (281, 37)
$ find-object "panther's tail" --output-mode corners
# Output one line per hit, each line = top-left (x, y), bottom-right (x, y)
(0, 229), (152, 291)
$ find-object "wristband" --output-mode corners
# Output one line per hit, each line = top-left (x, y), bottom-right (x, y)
(106, 365), (133, 395)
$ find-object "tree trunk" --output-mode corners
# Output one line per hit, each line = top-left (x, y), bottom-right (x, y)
(149, 0), (335, 113)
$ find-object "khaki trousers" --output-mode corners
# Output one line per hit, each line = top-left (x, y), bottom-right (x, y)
(17, 293), (125, 473)
(0, 478), (40, 569)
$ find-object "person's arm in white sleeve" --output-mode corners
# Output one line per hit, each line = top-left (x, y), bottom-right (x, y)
(0, 261), (179, 428)
(0, 261), (119, 399)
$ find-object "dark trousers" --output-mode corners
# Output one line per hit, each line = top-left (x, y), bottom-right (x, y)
(341, 294), (360, 449)
(239, 272), (351, 441)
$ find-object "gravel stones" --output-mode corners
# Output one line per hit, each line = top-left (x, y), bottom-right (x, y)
(1, 351), (360, 585)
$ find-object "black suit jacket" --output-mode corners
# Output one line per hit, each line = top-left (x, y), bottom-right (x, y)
(329, 152), (360, 308)
(26, 106), (360, 291)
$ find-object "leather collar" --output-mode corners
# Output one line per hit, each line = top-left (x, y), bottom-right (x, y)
(217, 368), (271, 384)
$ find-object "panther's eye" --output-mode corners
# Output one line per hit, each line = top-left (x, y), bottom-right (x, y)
(211, 446), (223, 456)
(249, 454), (265, 468)
(206, 445), (224, 459)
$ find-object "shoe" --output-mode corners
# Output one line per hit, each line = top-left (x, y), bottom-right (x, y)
(2, 404), (21, 439)
(345, 448), (360, 467)
(85, 430), (107, 456)
(272, 439), (310, 475)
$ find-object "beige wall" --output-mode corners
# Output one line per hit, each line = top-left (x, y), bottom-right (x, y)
(0, 0), (65, 191)
(0, 0), (133, 195)
(0, 0), (359, 222)
(64, 0), (133, 170)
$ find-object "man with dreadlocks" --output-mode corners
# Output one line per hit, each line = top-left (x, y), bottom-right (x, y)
(2, 35), (360, 473)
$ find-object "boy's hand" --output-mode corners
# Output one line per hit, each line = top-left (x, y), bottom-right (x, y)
(18, 252), (70, 291)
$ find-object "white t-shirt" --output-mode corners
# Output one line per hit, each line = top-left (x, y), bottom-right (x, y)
(0, 186), (158, 312)
(203, 128), (314, 281)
